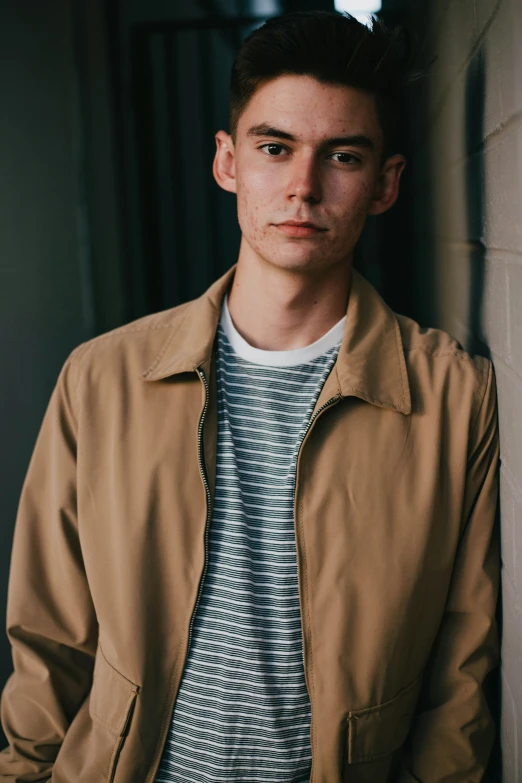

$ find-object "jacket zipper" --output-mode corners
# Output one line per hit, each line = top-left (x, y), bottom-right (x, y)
(294, 393), (342, 783)
(186, 366), (212, 653)
(148, 366), (211, 782)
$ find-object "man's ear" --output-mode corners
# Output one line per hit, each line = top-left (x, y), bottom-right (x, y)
(367, 154), (406, 216)
(213, 130), (237, 194)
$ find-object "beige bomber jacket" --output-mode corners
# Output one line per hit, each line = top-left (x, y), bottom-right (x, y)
(0, 266), (499, 782)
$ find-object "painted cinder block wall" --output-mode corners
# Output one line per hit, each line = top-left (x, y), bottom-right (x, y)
(393, 0), (522, 778)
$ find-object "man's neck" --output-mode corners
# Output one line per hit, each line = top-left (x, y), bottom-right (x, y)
(226, 247), (352, 352)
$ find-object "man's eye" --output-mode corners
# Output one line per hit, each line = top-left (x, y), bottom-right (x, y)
(330, 152), (360, 164)
(259, 143), (287, 156)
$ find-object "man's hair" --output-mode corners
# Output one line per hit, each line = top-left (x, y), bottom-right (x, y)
(229, 10), (414, 157)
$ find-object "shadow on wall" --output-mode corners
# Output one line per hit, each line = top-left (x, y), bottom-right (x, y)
(404, 53), (438, 329)
(464, 47), (502, 783)
(465, 48), (489, 360)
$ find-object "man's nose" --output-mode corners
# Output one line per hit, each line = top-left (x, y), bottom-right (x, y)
(285, 154), (322, 203)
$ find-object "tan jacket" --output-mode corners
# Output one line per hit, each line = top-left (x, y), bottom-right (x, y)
(0, 266), (499, 783)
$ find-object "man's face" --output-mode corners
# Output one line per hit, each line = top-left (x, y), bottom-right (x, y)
(214, 74), (405, 275)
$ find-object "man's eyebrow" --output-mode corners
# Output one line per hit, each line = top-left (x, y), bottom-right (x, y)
(247, 124), (297, 142)
(246, 124), (374, 151)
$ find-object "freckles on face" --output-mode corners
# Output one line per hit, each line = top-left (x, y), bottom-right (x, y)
(237, 177), (269, 242)
(237, 172), (371, 271)
(233, 75), (383, 270)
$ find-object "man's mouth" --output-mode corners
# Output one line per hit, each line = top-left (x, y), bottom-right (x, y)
(275, 219), (327, 237)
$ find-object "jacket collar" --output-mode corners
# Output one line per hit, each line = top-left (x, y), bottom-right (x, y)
(142, 264), (411, 415)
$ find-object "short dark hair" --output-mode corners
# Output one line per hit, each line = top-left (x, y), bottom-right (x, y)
(229, 10), (414, 157)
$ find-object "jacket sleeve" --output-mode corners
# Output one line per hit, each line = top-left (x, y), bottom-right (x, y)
(0, 348), (98, 780)
(398, 358), (500, 783)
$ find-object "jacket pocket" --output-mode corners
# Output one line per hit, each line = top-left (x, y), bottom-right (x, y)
(346, 674), (423, 764)
(89, 645), (140, 782)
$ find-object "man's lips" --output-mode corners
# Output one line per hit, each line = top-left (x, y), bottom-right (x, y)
(274, 220), (327, 237)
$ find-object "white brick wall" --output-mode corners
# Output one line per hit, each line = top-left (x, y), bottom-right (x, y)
(396, 0), (522, 777)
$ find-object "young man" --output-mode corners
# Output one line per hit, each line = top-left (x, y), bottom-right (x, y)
(0, 10), (499, 783)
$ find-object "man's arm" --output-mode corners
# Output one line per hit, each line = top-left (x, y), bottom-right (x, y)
(398, 358), (500, 783)
(0, 349), (98, 780)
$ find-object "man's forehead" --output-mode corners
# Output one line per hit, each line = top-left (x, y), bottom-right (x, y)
(237, 75), (381, 144)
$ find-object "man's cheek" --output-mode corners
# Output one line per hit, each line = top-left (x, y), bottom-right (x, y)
(238, 193), (267, 242)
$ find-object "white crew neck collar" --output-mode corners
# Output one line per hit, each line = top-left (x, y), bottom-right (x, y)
(219, 294), (346, 367)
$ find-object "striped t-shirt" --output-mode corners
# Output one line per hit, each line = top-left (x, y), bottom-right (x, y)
(155, 296), (345, 783)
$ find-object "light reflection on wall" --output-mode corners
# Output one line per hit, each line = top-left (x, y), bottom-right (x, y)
(333, 0), (382, 25)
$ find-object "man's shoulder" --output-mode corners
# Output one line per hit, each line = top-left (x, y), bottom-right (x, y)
(66, 299), (194, 379)
(394, 311), (493, 417)
(396, 310), (489, 367)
